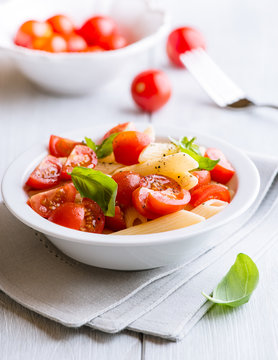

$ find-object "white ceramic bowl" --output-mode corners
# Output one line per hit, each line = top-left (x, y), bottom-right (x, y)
(0, 0), (169, 95)
(1, 124), (260, 270)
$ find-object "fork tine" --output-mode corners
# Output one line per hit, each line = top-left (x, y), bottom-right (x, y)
(180, 49), (245, 107)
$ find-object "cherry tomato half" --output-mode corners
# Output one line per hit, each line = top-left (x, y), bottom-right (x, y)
(26, 155), (62, 189)
(105, 205), (126, 231)
(49, 135), (80, 157)
(28, 183), (77, 218)
(61, 145), (98, 180)
(49, 202), (85, 230)
(80, 198), (105, 233)
(47, 15), (75, 36)
(132, 175), (191, 219)
(112, 171), (141, 207)
(78, 16), (117, 47)
(205, 148), (235, 184)
(40, 34), (68, 52)
(131, 69), (171, 112)
(14, 20), (53, 49)
(102, 122), (136, 141)
(190, 184), (231, 208)
(190, 170), (211, 191)
(113, 131), (151, 165)
(166, 27), (206, 67)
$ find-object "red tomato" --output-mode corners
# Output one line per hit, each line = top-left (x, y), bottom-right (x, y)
(105, 205), (126, 231)
(40, 34), (67, 52)
(49, 135), (80, 157)
(113, 131), (151, 165)
(190, 170), (211, 191)
(78, 16), (117, 47)
(47, 15), (75, 36)
(102, 122), (136, 141)
(131, 70), (171, 112)
(190, 184), (231, 208)
(26, 155), (62, 189)
(80, 198), (105, 233)
(105, 34), (127, 50)
(132, 175), (191, 218)
(49, 202), (85, 230)
(205, 148), (235, 184)
(85, 45), (105, 52)
(66, 34), (87, 52)
(14, 20), (53, 49)
(28, 183), (77, 218)
(61, 145), (98, 179)
(166, 27), (206, 67)
(112, 171), (141, 207)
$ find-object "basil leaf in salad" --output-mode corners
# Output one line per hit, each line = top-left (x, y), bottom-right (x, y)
(70, 167), (117, 217)
(85, 133), (119, 159)
(202, 253), (259, 307)
(170, 136), (219, 171)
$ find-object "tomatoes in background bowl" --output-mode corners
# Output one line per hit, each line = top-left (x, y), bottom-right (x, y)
(131, 70), (172, 112)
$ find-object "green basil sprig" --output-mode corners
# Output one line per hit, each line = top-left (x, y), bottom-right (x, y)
(202, 253), (259, 307)
(70, 167), (117, 217)
(85, 133), (119, 159)
(170, 136), (219, 171)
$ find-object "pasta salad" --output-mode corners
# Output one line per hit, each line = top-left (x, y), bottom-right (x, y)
(25, 123), (236, 235)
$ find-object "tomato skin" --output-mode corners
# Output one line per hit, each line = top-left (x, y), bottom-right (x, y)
(40, 34), (68, 52)
(80, 198), (105, 233)
(47, 15), (75, 36)
(131, 70), (171, 112)
(105, 34), (127, 50)
(102, 122), (136, 141)
(49, 202), (85, 230)
(85, 45), (105, 52)
(26, 155), (62, 190)
(190, 170), (211, 191)
(166, 27), (206, 67)
(112, 171), (141, 207)
(28, 183), (77, 218)
(105, 205), (126, 231)
(66, 34), (87, 52)
(132, 187), (159, 219)
(205, 148), (235, 184)
(14, 20), (53, 49)
(49, 135), (80, 157)
(61, 145), (98, 180)
(190, 184), (231, 208)
(113, 131), (151, 165)
(78, 16), (117, 47)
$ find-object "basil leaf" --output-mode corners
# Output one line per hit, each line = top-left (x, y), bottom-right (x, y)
(84, 133), (119, 159)
(170, 136), (219, 171)
(70, 167), (117, 217)
(202, 253), (259, 307)
(85, 137), (97, 152)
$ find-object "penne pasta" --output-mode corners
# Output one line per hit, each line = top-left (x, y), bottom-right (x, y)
(138, 143), (177, 163)
(112, 210), (205, 235)
(100, 153), (116, 163)
(114, 152), (198, 190)
(94, 161), (124, 175)
(191, 199), (228, 219)
(124, 207), (147, 228)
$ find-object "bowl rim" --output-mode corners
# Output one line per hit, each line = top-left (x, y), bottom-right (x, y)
(1, 123), (260, 247)
(0, 0), (170, 61)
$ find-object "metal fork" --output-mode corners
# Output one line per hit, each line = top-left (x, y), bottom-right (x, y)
(180, 48), (278, 110)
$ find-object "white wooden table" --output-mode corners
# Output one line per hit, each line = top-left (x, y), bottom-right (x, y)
(1, 0), (278, 358)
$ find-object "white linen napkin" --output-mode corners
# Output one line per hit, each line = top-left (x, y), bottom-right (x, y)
(0, 153), (277, 341)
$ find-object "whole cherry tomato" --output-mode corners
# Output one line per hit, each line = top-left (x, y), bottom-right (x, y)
(14, 20), (53, 49)
(66, 34), (87, 52)
(102, 122), (136, 141)
(105, 34), (127, 50)
(112, 171), (141, 207)
(85, 45), (105, 52)
(105, 205), (126, 231)
(113, 131), (151, 165)
(131, 70), (171, 112)
(47, 15), (75, 36)
(167, 27), (206, 67)
(40, 34), (68, 52)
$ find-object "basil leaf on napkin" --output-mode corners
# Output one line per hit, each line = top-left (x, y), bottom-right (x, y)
(85, 133), (119, 159)
(70, 167), (117, 216)
(170, 136), (219, 171)
(202, 253), (259, 307)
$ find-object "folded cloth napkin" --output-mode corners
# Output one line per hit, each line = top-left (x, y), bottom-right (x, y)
(0, 153), (277, 341)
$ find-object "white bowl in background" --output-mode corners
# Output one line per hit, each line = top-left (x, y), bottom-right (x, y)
(1, 124), (260, 270)
(0, 0), (169, 95)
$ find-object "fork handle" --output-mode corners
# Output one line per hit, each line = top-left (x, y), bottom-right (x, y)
(257, 103), (278, 110)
